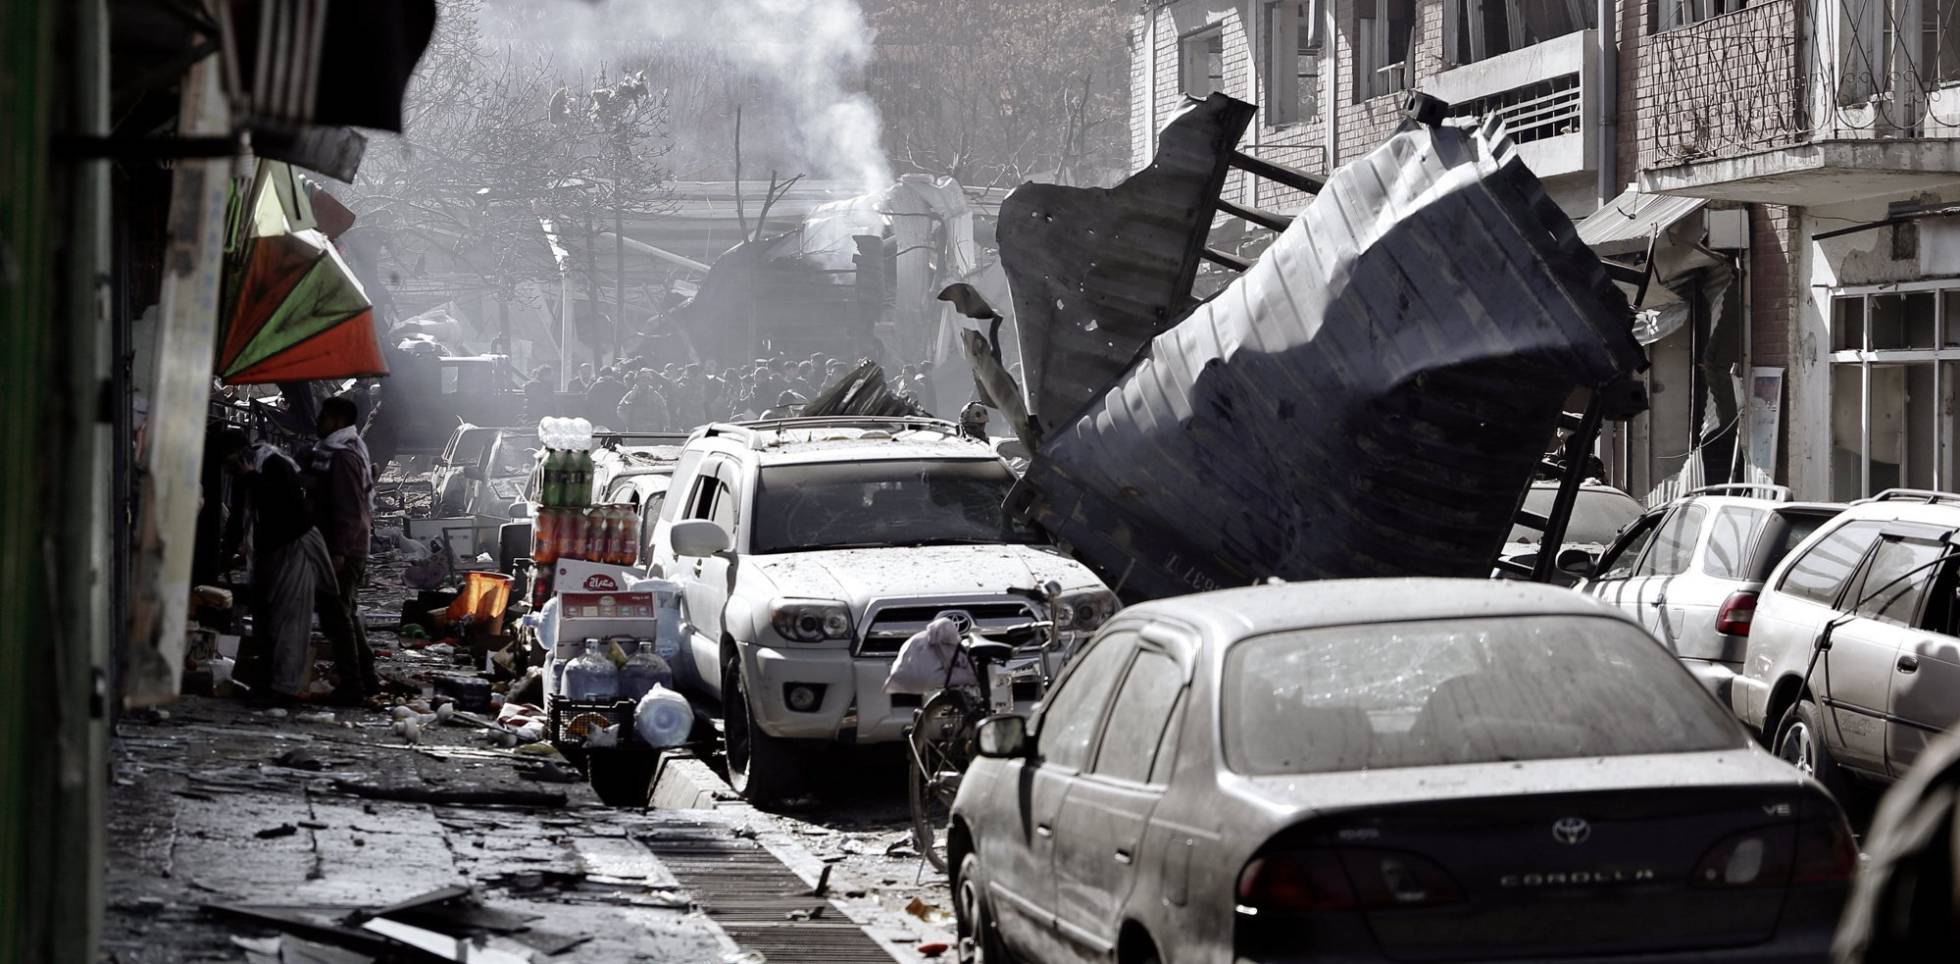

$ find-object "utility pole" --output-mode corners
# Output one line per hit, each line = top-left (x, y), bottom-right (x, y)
(614, 203), (626, 365)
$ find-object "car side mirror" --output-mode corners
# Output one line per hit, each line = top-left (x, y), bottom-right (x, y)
(976, 715), (1029, 759)
(670, 519), (732, 558)
(1557, 548), (1594, 577)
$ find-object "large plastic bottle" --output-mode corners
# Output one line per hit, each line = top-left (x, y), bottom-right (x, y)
(533, 507), (560, 565)
(634, 684), (693, 748)
(605, 505), (634, 565)
(618, 641), (673, 701)
(562, 638), (620, 701)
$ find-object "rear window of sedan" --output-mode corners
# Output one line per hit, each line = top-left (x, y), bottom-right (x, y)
(1221, 615), (1744, 776)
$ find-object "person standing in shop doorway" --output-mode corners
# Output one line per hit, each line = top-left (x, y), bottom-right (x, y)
(308, 396), (381, 704)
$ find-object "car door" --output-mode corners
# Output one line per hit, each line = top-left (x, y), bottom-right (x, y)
(1824, 531), (1950, 775)
(1665, 505), (1768, 661)
(684, 457), (741, 698)
(1050, 628), (1188, 963)
(1751, 520), (1884, 737)
(1869, 531), (1960, 776)
(647, 448), (706, 577)
(1586, 507), (1666, 618)
(1632, 503), (1708, 647)
(984, 629), (1137, 964)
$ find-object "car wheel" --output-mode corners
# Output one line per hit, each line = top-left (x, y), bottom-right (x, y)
(1776, 698), (1850, 799)
(721, 658), (809, 807)
(956, 852), (1013, 964)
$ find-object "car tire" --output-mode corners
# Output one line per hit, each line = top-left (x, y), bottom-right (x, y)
(721, 658), (809, 807)
(1775, 698), (1851, 799)
(956, 852), (1013, 964)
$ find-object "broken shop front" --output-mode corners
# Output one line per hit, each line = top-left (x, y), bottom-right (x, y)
(1794, 186), (1960, 501)
(1578, 192), (1753, 504)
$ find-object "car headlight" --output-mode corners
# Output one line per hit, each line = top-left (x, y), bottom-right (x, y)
(770, 599), (854, 643)
(1052, 588), (1118, 634)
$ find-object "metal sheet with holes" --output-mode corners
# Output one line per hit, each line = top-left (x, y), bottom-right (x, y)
(998, 93), (1257, 431)
(1015, 116), (1645, 603)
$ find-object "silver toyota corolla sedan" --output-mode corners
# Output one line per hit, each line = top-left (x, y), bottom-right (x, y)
(948, 579), (1854, 964)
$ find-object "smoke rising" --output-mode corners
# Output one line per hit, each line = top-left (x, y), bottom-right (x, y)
(484, 0), (891, 192)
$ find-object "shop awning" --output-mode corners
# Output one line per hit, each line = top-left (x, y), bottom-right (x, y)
(216, 161), (386, 384)
(1576, 189), (1710, 256)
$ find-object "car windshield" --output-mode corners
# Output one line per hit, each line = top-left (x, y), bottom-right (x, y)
(492, 433), (539, 476)
(1509, 488), (1644, 545)
(750, 459), (1043, 553)
(1221, 615), (1743, 776)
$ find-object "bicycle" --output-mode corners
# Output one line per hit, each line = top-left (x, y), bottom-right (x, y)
(905, 584), (1068, 873)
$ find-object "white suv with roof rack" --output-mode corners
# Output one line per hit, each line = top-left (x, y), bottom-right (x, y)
(643, 416), (1117, 804)
(1734, 489), (1960, 796)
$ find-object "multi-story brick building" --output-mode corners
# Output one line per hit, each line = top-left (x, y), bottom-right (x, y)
(1129, 0), (1960, 502)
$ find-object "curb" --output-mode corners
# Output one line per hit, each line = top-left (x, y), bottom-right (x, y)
(642, 751), (945, 963)
(646, 750), (747, 810)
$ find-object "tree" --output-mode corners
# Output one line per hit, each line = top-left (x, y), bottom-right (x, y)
(343, 0), (675, 353)
(863, 0), (1131, 189)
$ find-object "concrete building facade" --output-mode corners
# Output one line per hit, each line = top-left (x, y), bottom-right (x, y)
(1129, 0), (1960, 503)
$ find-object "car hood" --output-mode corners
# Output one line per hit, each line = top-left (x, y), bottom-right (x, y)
(748, 543), (1100, 604)
(1225, 747), (1806, 815)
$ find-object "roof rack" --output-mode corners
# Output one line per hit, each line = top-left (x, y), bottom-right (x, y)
(1857, 488), (1960, 506)
(700, 416), (961, 449)
(1682, 483), (1792, 501)
(594, 431), (692, 451)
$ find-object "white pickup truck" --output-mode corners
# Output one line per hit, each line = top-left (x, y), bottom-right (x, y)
(645, 417), (1116, 804)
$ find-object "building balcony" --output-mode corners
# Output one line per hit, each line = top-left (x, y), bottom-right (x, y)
(1421, 28), (1596, 180)
(1635, 0), (1960, 204)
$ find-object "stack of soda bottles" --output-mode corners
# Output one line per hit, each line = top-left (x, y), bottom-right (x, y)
(530, 418), (645, 607)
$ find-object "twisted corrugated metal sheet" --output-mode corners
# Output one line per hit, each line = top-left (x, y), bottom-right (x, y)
(1017, 115), (1644, 603)
(999, 94), (1255, 430)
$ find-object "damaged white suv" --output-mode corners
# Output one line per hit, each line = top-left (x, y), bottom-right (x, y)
(645, 417), (1117, 804)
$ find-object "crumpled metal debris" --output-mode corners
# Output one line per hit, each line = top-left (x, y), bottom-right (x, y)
(999, 103), (1643, 602)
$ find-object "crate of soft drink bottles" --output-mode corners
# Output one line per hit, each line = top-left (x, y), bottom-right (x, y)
(529, 417), (645, 608)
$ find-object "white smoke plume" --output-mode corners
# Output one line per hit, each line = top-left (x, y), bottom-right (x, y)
(484, 0), (891, 192)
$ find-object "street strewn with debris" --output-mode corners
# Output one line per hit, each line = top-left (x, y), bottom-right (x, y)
(103, 691), (959, 963)
(17, 0), (1960, 962)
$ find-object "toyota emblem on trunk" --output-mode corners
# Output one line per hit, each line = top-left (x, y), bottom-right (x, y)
(1552, 817), (1591, 845)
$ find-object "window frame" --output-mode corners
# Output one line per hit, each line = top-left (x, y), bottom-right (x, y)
(1033, 626), (1141, 773)
(1845, 531), (1950, 628)
(1356, 0), (1416, 101)
(1652, 0), (1748, 33)
(1703, 505), (1769, 579)
(1777, 520), (1886, 609)
(1088, 647), (1187, 785)
(1179, 27), (1226, 99)
(1264, 1), (1321, 126)
(1594, 509), (1666, 581)
(1827, 283), (1960, 499)
(1635, 502), (1709, 578)
(1446, 0), (1595, 63)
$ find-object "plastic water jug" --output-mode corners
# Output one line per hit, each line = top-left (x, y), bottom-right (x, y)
(634, 684), (693, 748)
(561, 639), (619, 701)
(628, 577), (686, 660)
(618, 642), (674, 701)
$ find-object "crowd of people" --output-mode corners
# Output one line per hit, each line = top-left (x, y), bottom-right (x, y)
(521, 351), (943, 431)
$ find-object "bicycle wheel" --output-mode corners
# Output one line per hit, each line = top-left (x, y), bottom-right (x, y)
(907, 690), (975, 873)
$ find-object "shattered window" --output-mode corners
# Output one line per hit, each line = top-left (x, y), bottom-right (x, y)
(1221, 616), (1744, 775)
(748, 459), (1041, 553)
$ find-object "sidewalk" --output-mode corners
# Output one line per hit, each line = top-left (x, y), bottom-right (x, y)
(100, 695), (921, 963)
